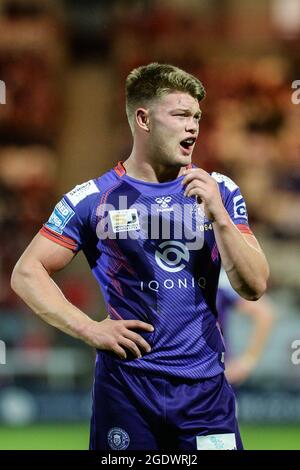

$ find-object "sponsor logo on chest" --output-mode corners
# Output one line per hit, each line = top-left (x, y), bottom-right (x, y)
(109, 208), (140, 233)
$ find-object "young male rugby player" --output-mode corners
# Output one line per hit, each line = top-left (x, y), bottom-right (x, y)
(11, 63), (269, 450)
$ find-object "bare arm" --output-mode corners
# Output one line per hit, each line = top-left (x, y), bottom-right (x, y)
(182, 168), (269, 300)
(212, 218), (269, 300)
(11, 234), (154, 359)
(225, 295), (274, 384)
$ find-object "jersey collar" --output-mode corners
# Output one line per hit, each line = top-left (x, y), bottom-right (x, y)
(113, 161), (192, 178)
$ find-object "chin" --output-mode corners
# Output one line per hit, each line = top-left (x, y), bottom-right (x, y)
(160, 151), (191, 168)
(167, 158), (187, 169)
(178, 154), (192, 166)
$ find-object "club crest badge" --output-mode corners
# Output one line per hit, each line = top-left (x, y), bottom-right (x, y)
(107, 427), (130, 450)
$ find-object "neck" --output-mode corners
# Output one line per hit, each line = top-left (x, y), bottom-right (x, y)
(124, 146), (187, 183)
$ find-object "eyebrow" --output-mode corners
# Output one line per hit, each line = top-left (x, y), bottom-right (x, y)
(172, 108), (202, 117)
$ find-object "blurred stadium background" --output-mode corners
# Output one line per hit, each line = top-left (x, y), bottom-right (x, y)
(0, 0), (300, 450)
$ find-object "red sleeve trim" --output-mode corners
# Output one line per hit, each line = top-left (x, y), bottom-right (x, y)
(113, 161), (126, 177)
(236, 224), (253, 235)
(39, 226), (78, 251)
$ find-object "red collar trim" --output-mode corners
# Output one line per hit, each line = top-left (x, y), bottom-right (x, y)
(113, 161), (126, 177)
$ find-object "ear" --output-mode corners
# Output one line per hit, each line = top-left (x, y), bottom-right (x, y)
(135, 108), (150, 132)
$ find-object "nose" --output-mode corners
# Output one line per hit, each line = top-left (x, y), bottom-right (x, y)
(185, 117), (198, 134)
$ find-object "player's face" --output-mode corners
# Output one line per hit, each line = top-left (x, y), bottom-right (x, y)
(148, 91), (201, 167)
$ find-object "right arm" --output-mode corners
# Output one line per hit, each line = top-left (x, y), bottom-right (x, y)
(11, 234), (154, 359)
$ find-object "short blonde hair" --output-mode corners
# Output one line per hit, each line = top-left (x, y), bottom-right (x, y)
(125, 62), (206, 132)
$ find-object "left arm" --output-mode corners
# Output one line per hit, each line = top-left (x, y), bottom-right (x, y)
(182, 168), (269, 300)
(213, 215), (269, 300)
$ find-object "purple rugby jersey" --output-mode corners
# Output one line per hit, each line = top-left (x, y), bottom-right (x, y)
(40, 161), (252, 380)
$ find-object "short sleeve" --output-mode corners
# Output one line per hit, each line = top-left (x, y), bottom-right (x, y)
(211, 172), (253, 235)
(40, 179), (100, 252)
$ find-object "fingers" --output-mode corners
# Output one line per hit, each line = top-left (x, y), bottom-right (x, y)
(183, 180), (206, 198)
(109, 319), (154, 359)
(123, 320), (154, 332)
(182, 168), (210, 186)
(111, 343), (127, 360)
(124, 330), (152, 354)
(185, 188), (206, 199)
(182, 170), (214, 199)
(118, 337), (143, 359)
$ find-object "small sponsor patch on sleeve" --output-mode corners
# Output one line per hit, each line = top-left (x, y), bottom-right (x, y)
(66, 180), (99, 206)
(233, 195), (248, 220)
(197, 433), (237, 450)
(45, 199), (75, 234)
(211, 172), (238, 192)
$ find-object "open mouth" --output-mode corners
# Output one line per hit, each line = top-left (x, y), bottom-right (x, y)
(180, 137), (196, 151)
